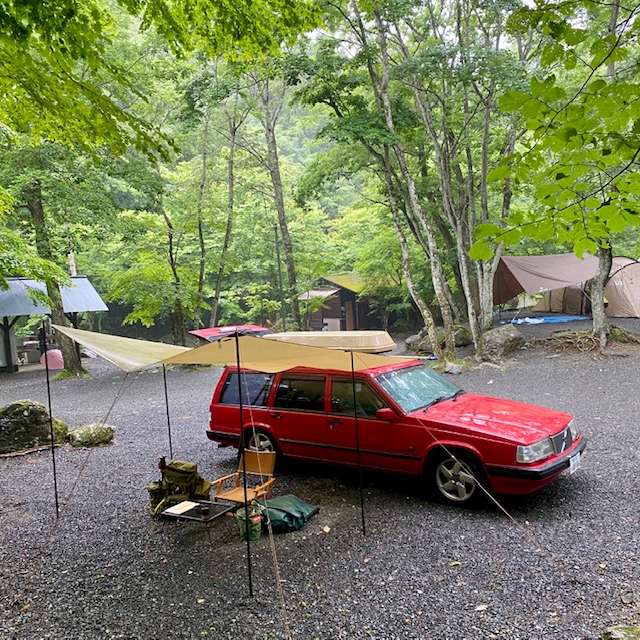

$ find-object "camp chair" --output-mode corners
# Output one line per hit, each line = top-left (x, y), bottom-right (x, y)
(210, 450), (276, 506)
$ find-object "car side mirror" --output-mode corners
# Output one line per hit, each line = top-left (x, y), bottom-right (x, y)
(376, 407), (400, 422)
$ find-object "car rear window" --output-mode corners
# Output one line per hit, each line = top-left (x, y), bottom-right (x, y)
(376, 364), (460, 413)
(273, 376), (326, 412)
(218, 372), (274, 407)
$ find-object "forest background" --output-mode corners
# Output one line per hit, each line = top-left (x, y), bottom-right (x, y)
(2, 0), (640, 371)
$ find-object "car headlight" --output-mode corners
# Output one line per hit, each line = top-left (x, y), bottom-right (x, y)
(568, 419), (578, 440)
(517, 437), (554, 463)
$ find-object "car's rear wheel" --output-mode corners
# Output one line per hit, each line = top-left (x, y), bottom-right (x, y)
(238, 430), (282, 467)
(246, 430), (277, 453)
(428, 450), (485, 506)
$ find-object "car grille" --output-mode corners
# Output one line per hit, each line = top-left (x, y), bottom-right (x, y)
(550, 426), (574, 454)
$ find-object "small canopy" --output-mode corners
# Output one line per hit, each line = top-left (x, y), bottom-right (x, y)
(161, 334), (414, 373)
(52, 325), (190, 372)
(494, 253), (600, 305)
(0, 277), (108, 317)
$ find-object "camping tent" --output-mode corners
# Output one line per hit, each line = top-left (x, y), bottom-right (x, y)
(602, 257), (640, 317)
(494, 253), (640, 318)
(493, 253), (600, 306)
(529, 256), (640, 318)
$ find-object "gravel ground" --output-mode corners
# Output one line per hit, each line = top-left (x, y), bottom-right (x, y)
(1, 319), (640, 640)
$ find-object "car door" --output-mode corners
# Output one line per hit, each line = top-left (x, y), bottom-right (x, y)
(328, 377), (407, 472)
(268, 373), (329, 461)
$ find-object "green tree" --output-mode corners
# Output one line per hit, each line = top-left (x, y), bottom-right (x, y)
(0, 141), (122, 371)
(472, 0), (640, 347)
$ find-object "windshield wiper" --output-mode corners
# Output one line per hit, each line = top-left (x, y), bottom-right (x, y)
(422, 395), (448, 411)
(421, 390), (465, 411)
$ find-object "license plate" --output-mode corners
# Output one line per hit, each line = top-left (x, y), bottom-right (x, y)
(568, 453), (581, 474)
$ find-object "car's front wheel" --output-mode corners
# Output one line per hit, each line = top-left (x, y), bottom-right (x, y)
(428, 451), (485, 506)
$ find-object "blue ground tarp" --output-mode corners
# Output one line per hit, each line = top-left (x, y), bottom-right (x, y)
(502, 315), (589, 325)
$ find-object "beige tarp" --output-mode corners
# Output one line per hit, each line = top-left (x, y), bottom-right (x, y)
(494, 253), (600, 305)
(52, 324), (190, 372)
(161, 334), (414, 372)
(53, 325), (413, 373)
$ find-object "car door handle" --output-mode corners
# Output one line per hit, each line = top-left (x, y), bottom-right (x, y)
(270, 412), (283, 419)
(328, 418), (343, 425)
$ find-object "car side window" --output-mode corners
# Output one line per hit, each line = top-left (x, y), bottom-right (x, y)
(273, 376), (326, 412)
(219, 372), (273, 407)
(331, 380), (386, 418)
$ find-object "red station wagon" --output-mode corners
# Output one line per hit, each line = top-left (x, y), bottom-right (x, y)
(207, 360), (586, 506)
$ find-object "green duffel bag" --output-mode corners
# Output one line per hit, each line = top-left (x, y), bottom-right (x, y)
(163, 460), (199, 488)
(256, 494), (319, 533)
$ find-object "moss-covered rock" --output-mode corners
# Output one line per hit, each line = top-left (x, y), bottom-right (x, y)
(406, 325), (473, 354)
(602, 626), (640, 640)
(481, 325), (524, 361)
(0, 400), (69, 454)
(68, 423), (115, 448)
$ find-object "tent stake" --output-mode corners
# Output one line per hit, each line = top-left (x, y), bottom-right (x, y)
(42, 321), (60, 519)
(162, 365), (174, 460)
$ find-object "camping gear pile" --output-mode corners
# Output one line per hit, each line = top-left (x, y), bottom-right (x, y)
(148, 458), (211, 517)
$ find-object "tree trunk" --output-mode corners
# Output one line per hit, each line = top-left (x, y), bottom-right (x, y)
(160, 201), (187, 346)
(26, 180), (85, 374)
(591, 242), (612, 350)
(259, 83), (301, 329)
(388, 179), (443, 359)
(372, 7), (456, 360)
(194, 105), (210, 330)
(210, 112), (238, 328)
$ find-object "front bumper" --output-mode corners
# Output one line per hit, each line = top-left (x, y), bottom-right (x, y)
(486, 436), (587, 481)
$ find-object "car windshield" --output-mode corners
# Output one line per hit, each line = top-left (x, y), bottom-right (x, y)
(375, 364), (462, 413)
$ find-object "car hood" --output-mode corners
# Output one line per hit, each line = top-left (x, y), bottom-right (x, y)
(417, 393), (572, 444)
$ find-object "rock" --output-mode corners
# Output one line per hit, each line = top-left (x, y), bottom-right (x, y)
(405, 329), (429, 353)
(68, 423), (115, 448)
(0, 400), (69, 454)
(481, 325), (524, 361)
(406, 325), (473, 354)
(444, 362), (463, 375)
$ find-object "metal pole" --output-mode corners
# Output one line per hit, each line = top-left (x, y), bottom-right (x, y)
(234, 332), (253, 597)
(274, 223), (286, 331)
(350, 352), (366, 535)
(162, 365), (174, 460)
(44, 321), (60, 518)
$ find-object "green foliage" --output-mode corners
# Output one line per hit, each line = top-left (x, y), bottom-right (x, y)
(132, 0), (320, 59)
(474, 0), (640, 258)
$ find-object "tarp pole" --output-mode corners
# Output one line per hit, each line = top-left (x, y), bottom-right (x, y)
(43, 321), (60, 519)
(162, 365), (174, 460)
(234, 331), (253, 597)
(350, 352), (366, 536)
